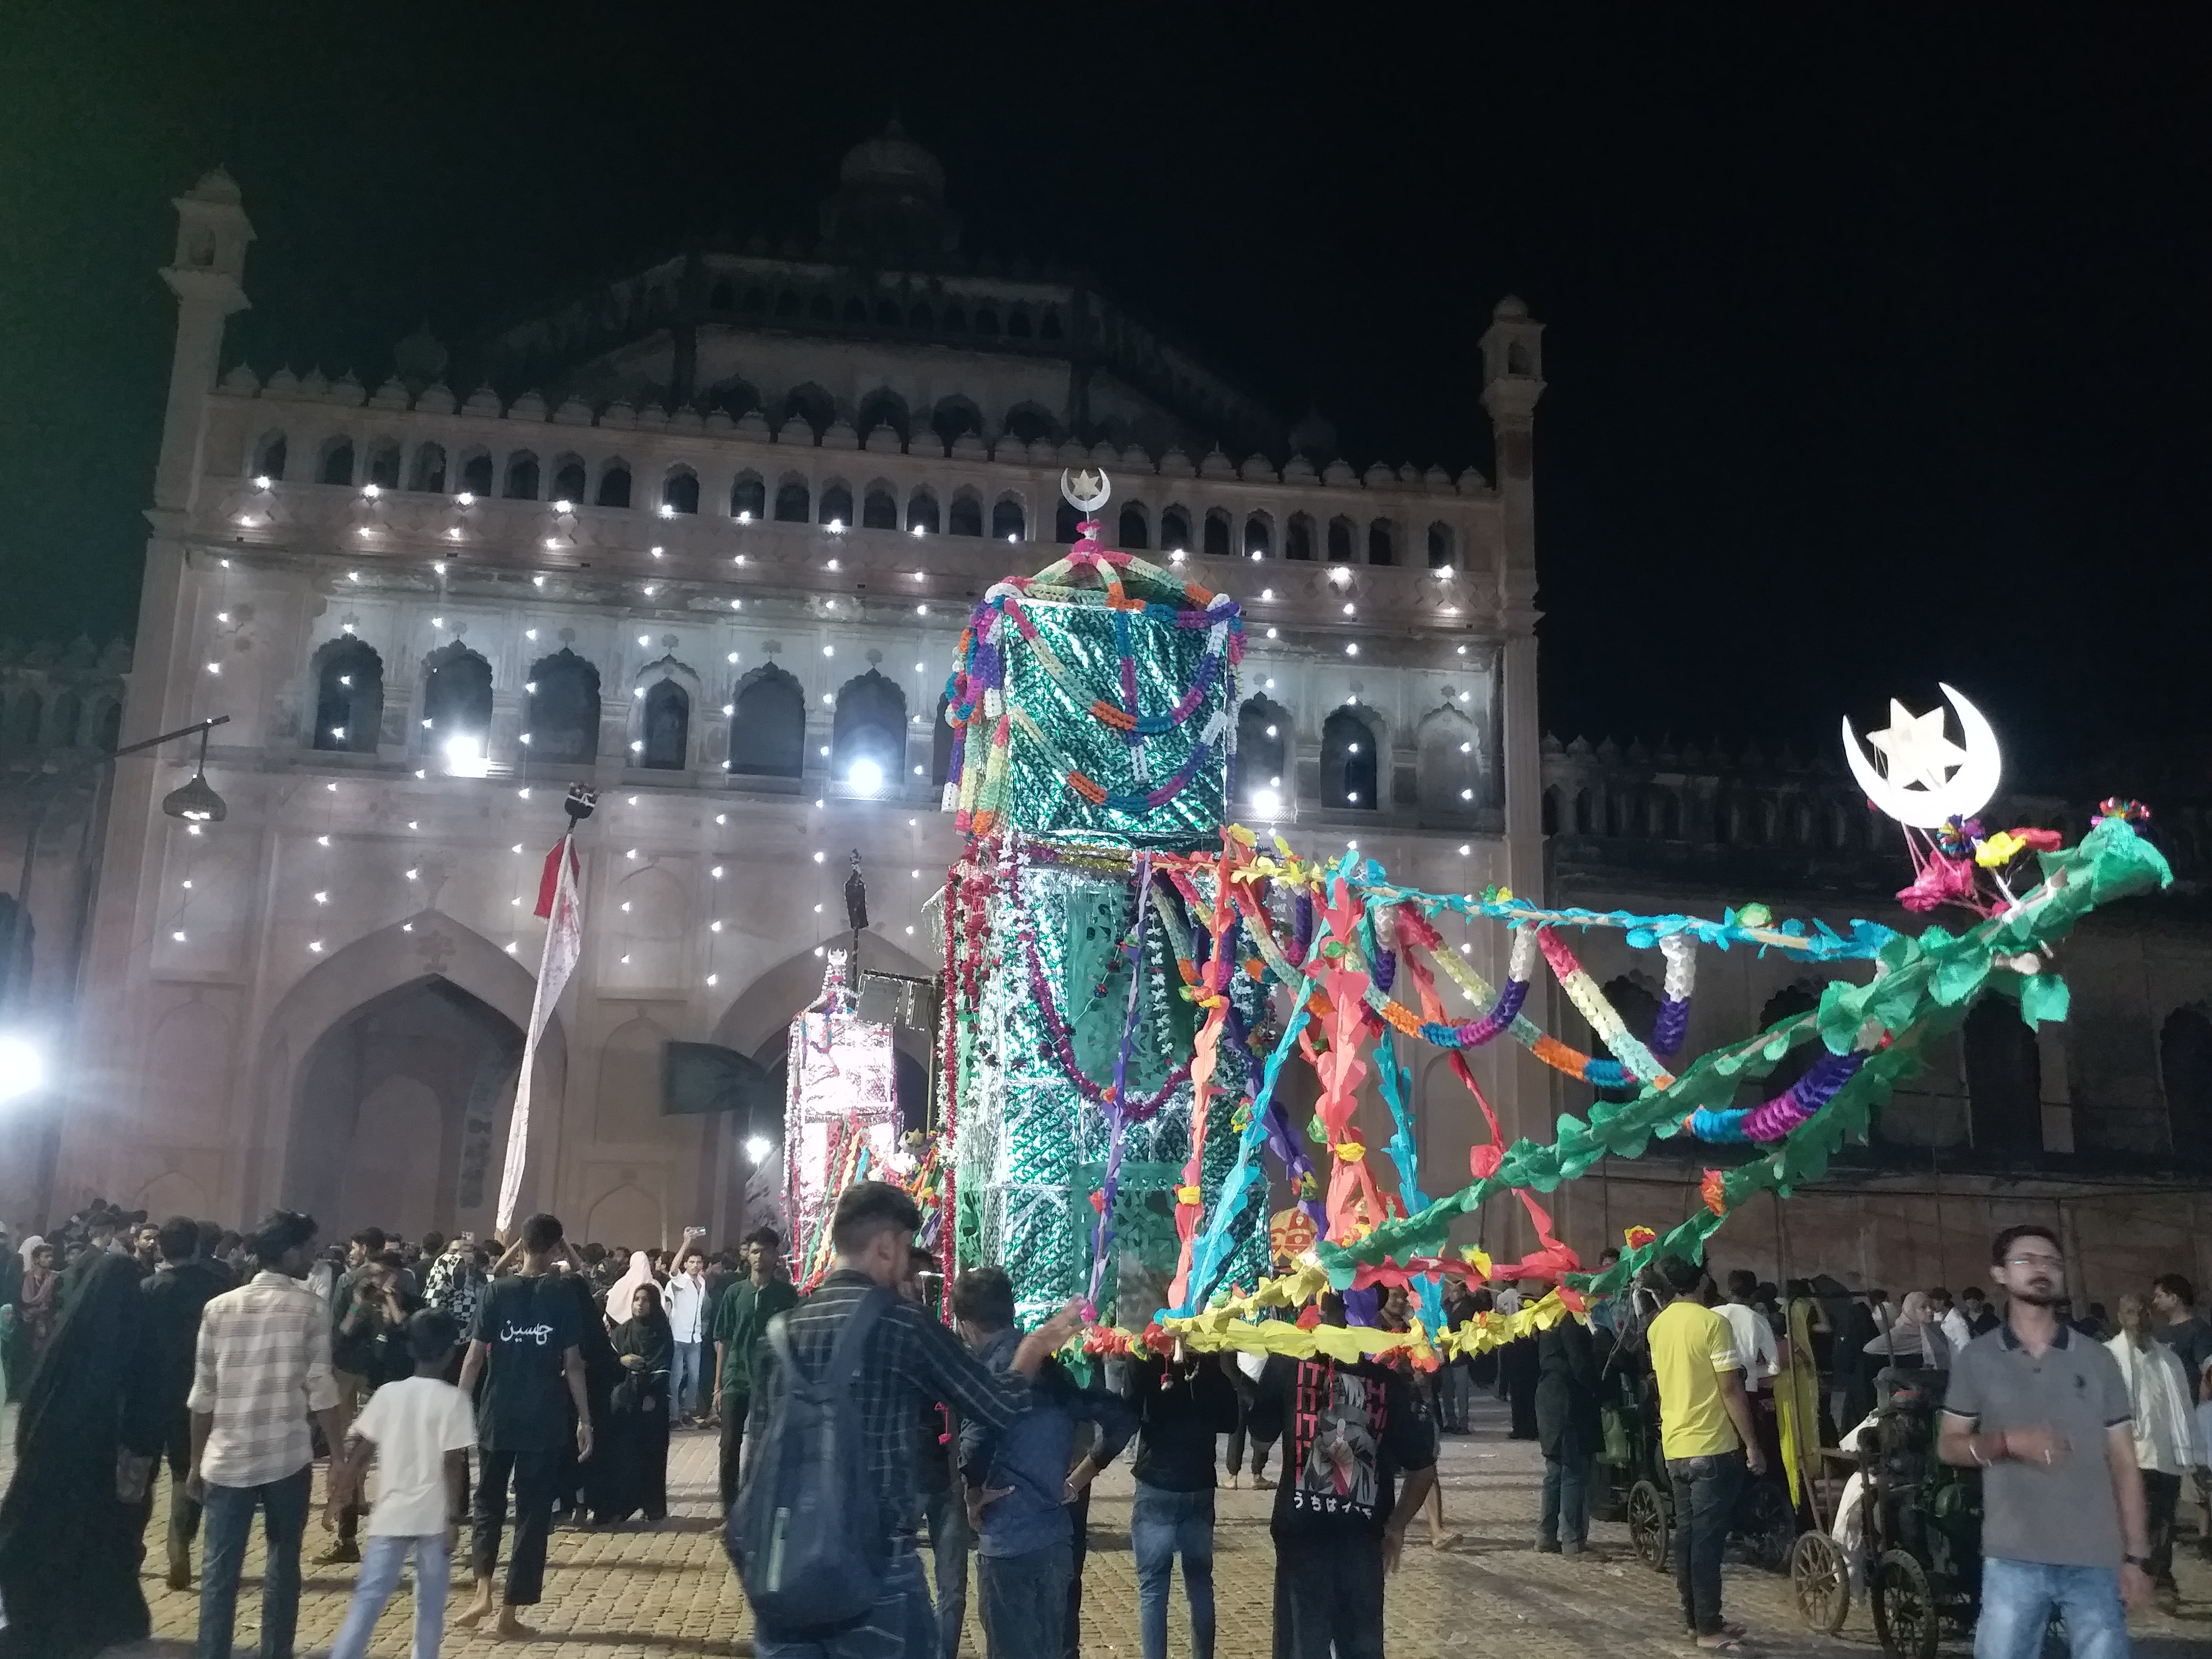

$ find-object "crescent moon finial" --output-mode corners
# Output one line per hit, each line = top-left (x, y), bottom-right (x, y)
(1060, 466), (1111, 513)
(1842, 685), (2002, 830)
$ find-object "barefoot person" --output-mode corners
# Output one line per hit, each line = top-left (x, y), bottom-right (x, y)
(455, 1214), (592, 1638)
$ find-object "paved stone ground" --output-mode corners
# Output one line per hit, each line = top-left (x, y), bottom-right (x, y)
(4, 1396), (2208, 1656)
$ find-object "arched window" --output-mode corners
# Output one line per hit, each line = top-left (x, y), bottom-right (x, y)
(663, 467), (699, 515)
(818, 482), (854, 528)
(1118, 504), (1149, 549)
(741, 286), (767, 314)
(365, 439), (401, 489)
(1594, 976), (1663, 1102)
(6, 692), (40, 750)
(1040, 310), (1063, 341)
(775, 289), (802, 318)
(862, 486), (898, 530)
(1965, 998), (2043, 1156)
(1321, 708), (1378, 810)
(639, 681), (689, 769)
(1007, 309), (1033, 339)
(1202, 509), (1232, 558)
(1235, 696), (1290, 813)
(503, 451), (540, 500)
(95, 698), (121, 751)
(709, 279), (733, 310)
(875, 298), (900, 327)
(831, 670), (908, 791)
(47, 693), (80, 749)
(909, 302), (933, 330)
(551, 457), (587, 504)
(597, 464), (632, 508)
(1286, 514), (1315, 561)
(974, 308), (1000, 338)
(809, 293), (834, 323)
(421, 643), (493, 770)
(991, 497), (1025, 542)
(731, 473), (766, 519)
(1159, 506), (1192, 553)
(319, 438), (355, 486)
(253, 432), (288, 481)
(941, 305), (966, 334)
(907, 489), (940, 534)
(783, 384), (836, 439)
(1416, 707), (1484, 816)
(729, 665), (806, 778)
(1574, 790), (1592, 833)
(408, 443), (445, 493)
(1327, 517), (1356, 563)
(1366, 519), (1395, 565)
(1243, 515), (1272, 559)
(1661, 792), (1682, 839)
(1004, 402), (1057, 445)
(1055, 499), (1082, 543)
(1752, 986), (1821, 1106)
(929, 397), (983, 449)
(459, 451), (493, 496)
(2161, 1007), (2212, 1162)
(773, 477), (810, 522)
(949, 492), (984, 537)
(1427, 521), (1456, 568)
(524, 649), (600, 763)
(311, 637), (384, 754)
(855, 389), (909, 446)
(1508, 341), (1533, 375)
(1542, 786), (1560, 835)
(842, 295), (867, 326)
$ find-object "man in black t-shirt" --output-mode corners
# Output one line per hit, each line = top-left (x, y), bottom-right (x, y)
(1247, 1300), (1438, 1659)
(456, 1213), (591, 1639)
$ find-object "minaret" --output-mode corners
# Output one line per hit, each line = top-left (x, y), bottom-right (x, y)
(154, 169), (253, 513)
(1479, 295), (1546, 901)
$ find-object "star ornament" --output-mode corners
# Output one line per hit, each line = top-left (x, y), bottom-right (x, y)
(1864, 698), (1968, 793)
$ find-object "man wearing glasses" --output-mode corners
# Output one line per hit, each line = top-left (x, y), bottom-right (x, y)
(1939, 1224), (2151, 1659)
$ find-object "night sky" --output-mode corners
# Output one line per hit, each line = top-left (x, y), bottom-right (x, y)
(4, 8), (2207, 789)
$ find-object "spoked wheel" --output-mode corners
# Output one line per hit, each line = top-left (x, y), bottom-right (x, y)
(1627, 1478), (1671, 1573)
(1791, 1531), (1851, 1635)
(1738, 1479), (1797, 1574)
(1871, 1548), (1941, 1659)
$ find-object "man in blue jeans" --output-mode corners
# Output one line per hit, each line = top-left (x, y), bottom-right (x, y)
(186, 1210), (346, 1659)
(1644, 1255), (1766, 1649)
(955, 1266), (1135, 1658)
(1119, 1343), (1239, 1659)
(1939, 1223), (2151, 1659)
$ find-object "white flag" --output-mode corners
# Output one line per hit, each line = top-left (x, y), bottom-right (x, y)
(496, 834), (582, 1233)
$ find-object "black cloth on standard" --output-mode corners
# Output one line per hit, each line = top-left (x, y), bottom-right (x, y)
(1533, 1315), (1601, 1458)
(1500, 1334), (1540, 1439)
(0, 1254), (168, 1659)
(601, 1312), (673, 1523)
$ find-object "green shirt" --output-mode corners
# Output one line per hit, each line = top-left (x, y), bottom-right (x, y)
(713, 1276), (797, 1399)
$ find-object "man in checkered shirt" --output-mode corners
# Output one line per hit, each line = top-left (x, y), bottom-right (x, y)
(737, 1181), (1083, 1659)
(186, 1208), (345, 1659)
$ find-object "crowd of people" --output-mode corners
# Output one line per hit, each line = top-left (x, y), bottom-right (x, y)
(0, 1193), (2203, 1659)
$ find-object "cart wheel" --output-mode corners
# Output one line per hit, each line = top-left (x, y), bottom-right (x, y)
(1871, 1549), (1940, 1659)
(1791, 1532), (1850, 1635)
(1738, 1479), (1796, 1574)
(1627, 1478), (1670, 1573)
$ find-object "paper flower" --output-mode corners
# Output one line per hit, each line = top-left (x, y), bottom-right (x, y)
(1469, 1142), (1503, 1179)
(1975, 830), (2029, 868)
(1623, 1225), (1657, 1249)
(1700, 1169), (1729, 1215)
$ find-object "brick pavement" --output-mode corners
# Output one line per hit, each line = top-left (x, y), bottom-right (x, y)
(4, 1396), (2205, 1656)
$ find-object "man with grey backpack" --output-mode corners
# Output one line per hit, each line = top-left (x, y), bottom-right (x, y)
(731, 1180), (1084, 1658)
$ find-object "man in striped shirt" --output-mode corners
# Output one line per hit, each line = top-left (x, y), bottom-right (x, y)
(186, 1209), (345, 1659)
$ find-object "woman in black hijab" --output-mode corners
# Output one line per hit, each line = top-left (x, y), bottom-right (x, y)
(548, 1264), (618, 1527)
(0, 1253), (168, 1658)
(598, 1282), (674, 1525)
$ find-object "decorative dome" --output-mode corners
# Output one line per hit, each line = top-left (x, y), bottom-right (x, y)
(820, 120), (959, 255)
(837, 120), (946, 199)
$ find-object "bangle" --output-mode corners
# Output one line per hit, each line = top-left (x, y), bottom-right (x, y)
(1970, 1436), (1992, 1469)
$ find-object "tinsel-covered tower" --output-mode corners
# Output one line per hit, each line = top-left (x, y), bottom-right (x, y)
(938, 470), (1269, 1324)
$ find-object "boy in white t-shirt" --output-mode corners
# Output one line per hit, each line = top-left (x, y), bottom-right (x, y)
(326, 1308), (477, 1659)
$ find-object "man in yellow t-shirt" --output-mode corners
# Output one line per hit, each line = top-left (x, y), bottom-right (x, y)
(1645, 1256), (1766, 1649)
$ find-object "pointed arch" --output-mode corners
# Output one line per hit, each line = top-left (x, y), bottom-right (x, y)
(1416, 705), (1486, 816)
(421, 641), (493, 768)
(408, 442), (446, 493)
(729, 663), (806, 778)
(1321, 706), (1380, 810)
(524, 649), (600, 764)
(312, 636), (384, 754)
(1235, 695), (1291, 814)
(832, 669), (908, 791)
(595, 460), (633, 508)
(503, 450), (540, 500)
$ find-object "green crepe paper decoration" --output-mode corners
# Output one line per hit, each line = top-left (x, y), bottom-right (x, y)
(1313, 818), (2171, 1298)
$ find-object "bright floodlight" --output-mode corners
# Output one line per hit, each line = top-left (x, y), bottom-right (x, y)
(745, 1135), (772, 1166)
(443, 733), (490, 779)
(847, 757), (884, 793)
(0, 1035), (45, 1104)
(1250, 788), (1282, 817)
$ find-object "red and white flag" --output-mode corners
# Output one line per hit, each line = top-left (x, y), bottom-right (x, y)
(496, 834), (584, 1232)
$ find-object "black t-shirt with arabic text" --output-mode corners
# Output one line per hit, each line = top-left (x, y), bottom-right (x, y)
(1248, 1354), (1437, 1541)
(471, 1273), (584, 1452)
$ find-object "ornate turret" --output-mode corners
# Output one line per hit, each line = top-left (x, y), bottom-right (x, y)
(817, 120), (960, 257)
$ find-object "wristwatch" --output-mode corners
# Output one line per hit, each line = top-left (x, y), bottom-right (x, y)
(2123, 1553), (2152, 1572)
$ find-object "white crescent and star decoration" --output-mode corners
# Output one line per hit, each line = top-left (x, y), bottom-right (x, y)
(1060, 467), (1112, 514)
(1840, 683), (2003, 829)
